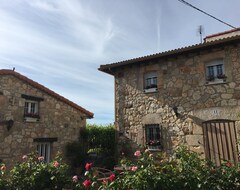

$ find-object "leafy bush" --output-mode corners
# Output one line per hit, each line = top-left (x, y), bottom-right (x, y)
(65, 141), (88, 173)
(80, 124), (116, 169)
(2, 153), (71, 190)
(2, 146), (240, 189)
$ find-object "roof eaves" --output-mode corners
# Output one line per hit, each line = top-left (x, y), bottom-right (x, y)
(99, 35), (240, 74)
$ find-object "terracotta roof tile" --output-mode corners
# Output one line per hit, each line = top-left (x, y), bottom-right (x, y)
(204, 28), (240, 39)
(99, 35), (240, 74)
(0, 69), (93, 118)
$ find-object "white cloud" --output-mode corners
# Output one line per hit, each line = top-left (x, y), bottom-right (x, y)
(1, 0), (240, 124)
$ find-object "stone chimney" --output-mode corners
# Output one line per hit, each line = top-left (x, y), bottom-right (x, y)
(204, 28), (240, 42)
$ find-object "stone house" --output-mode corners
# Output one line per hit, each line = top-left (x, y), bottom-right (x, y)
(99, 28), (240, 165)
(0, 69), (93, 166)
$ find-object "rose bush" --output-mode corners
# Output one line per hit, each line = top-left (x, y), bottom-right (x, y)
(1, 147), (240, 189)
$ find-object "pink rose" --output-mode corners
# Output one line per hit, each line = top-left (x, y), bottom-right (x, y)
(109, 174), (115, 182)
(54, 161), (59, 167)
(0, 165), (6, 171)
(72, 175), (78, 183)
(83, 179), (92, 189)
(134, 150), (141, 157)
(85, 163), (92, 170)
(22, 155), (28, 160)
(38, 156), (44, 161)
(131, 166), (138, 172)
(145, 149), (150, 153)
(149, 154), (154, 157)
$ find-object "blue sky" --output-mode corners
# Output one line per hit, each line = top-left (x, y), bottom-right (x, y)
(0, 0), (240, 124)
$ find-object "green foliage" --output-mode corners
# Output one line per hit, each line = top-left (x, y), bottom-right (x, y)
(81, 123), (116, 168)
(99, 146), (240, 190)
(84, 123), (115, 155)
(0, 164), (9, 190)
(65, 124), (116, 171)
(5, 153), (71, 190)
(65, 141), (87, 169)
(3, 146), (240, 189)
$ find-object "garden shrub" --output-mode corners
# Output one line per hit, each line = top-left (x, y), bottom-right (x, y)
(80, 124), (116, 169)
(2, 145), (240, 189)
(65, 141), (88, 173)
(9, 153), (71, 190)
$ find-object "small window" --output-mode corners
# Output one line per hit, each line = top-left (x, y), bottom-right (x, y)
(24, 100), (39, 118)
(206, 59), (226, 83)
(22, 94), (43, 122)
(145, 124), (162, 150)
(37, 143), (51, 163)
(144, 72), (157, 92)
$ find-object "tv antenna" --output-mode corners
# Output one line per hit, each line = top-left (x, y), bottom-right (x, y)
(197, 25), (204, 43)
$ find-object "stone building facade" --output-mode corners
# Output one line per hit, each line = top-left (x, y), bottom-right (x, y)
(0, 69), (93, 166)
(99, 29), (240, 165)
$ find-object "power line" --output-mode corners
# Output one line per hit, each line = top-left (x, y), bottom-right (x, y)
(178, 0), (237, 29)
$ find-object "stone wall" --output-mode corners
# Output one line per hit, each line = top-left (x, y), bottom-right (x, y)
(114, 44), (240, 157)
(0, 75), (87, 166)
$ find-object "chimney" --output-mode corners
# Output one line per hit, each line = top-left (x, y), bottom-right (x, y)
(204, 28), (240, 42)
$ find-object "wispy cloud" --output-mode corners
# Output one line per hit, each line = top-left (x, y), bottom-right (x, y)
(1, 0), (240, 124)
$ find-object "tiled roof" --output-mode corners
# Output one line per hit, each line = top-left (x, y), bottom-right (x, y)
(204, 28), (240, 39)
(99, 35), (240, 75)
(0, 69), (94, 118)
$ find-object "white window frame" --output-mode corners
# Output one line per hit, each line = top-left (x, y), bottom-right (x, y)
(144, 72), (158, 93)
(145, 124), (162, 151)
(206, 59), (226, 84)
(37, 143), (51, 163)
(24, 100), (39, 115)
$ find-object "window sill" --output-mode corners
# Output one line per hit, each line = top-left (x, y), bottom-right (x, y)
(24, 117), (39, 122)
(205, 79), (227, 85)
(144, 88), (158, 93)
(147, 145), (162, 151)
(148, 148), (162, 152)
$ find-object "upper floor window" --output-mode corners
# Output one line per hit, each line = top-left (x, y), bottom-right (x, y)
(144, 72), (157, 93)
(206, 59), (226, 84)
(24, 100), (39, 118)
(22, 94), (43, 122)
(145, 124), (162, 151)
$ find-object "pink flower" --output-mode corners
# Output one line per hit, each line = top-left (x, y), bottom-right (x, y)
(83, 179), (92, 189)
(109, 174), (115, 182)
(38, 156), (44, 161)
(22, 155), (28, 160)
(134, 150), (141, 157)
(145, 149), (150, 153)
(149, 154), (154, 158)
(131, 166), (138, 172)
(54, 161), (59, 167)
(102, 178), (108, 185)
(72, 175), (78, 183)
(85, 163), (92, 170)
(0, 165), (6, 171)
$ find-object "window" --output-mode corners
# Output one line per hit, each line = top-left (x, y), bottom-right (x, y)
(22, 94), (43, 122)
(144, 72), (157, 92)
(206, 59), (226, 83)
(34, 138), (57, 163)
(37, 143), (51, 163)
(24, 100), (39, 118)
(145, 124), (162, 150)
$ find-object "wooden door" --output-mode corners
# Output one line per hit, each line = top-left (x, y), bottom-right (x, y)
(203, 120), (238, 166)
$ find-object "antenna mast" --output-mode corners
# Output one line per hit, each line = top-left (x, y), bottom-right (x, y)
(198, 25), (204, 43)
